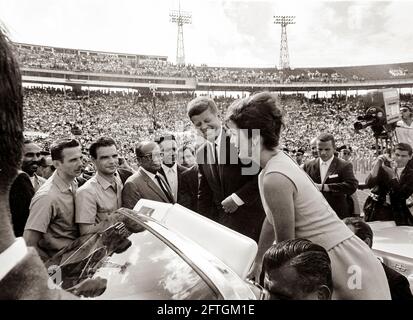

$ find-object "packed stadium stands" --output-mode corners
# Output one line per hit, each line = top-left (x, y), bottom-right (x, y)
(14, 42), (413, 84)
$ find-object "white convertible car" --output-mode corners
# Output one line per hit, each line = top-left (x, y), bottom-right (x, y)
(46, 200), (266, 300)
(369, 221), (413, 293)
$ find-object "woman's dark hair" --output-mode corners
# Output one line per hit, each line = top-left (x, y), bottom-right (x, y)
(225, 92), (284, 150)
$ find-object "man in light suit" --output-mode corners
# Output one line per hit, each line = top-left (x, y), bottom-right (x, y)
(122, 141), (175, 209)
(187, 97), (265, 242)
(303, 133), (358, 219)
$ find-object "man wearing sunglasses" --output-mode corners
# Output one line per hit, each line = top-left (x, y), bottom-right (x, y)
(396, 105), (413, 148)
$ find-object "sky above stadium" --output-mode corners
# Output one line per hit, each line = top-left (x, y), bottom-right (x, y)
(1, 0), (412, 68)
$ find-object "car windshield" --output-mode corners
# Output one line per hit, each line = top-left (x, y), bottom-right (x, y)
(47, 218), (220, 300)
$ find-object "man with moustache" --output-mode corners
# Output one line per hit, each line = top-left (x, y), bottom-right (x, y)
(21, 140), (46, 191)
(24, 139), (83, 261)
(9, 141), (46, 236)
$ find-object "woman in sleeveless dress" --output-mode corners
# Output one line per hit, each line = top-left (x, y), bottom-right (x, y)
(225, 92), (390, 300)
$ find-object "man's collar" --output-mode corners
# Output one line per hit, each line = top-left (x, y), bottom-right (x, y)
(319, 156), (334, 166)
(162, 163), (177, 172)
(214, 126), (223, 145)
(140, 167), (157, 180)
(53, 171), (75, 193)
(96, 172), (117, 190)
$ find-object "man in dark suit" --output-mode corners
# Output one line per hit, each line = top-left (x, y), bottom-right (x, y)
(303, 133), (358, 219)
(187, 97), (265, 242)
(343, 217), (413, 300)
(9, 171), (35, 237)
(122, 141), (175, 209)
(155, 135), (195, 209)
(179, 164), (199, 212)
(380, 143), (413, 226)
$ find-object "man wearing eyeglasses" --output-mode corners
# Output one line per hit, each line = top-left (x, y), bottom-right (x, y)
(122, 141), (175, 209)
(396, 105), (413, 148)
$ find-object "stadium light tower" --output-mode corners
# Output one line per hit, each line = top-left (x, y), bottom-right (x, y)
(274, 15), (295, 70)
(170, 2), (192, 66)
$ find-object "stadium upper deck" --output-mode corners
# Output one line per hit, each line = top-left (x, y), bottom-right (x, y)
(14, 42), (413, 91)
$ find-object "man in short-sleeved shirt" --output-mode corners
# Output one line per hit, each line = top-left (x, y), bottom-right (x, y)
(24, 139), (83, 261)
(76, 137), (123, 235)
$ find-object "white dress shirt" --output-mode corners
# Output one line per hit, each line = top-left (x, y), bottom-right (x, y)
(162, 163), (178, 201)
(208, 126), (223, 164)
(210, 127), (245, 207)
(319, 156), (334, 183)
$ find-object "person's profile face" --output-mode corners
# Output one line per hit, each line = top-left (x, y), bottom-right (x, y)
(227, 120), (256, 160)
(183, 148), (196, 167)
(310, 141), (319, 158)
(190, 109), (221, 142)
(56, 146), (83, 179)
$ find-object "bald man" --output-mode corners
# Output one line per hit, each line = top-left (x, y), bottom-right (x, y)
(122, 141), (175, 209)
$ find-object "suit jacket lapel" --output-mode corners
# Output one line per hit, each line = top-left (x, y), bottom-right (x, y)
(313, 159), (322, 183)
(323, 157), (338, 184)
(140, 169), (169, 202)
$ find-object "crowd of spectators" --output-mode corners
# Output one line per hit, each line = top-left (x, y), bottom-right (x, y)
(23, 87), (401, 177)
(14, 44), (382, 84)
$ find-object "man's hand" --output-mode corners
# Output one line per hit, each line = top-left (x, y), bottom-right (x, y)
(381, 165), (396, 179)
(315, 183), (323, 191)
(221, 196), (239, 214)
(247, 261), (262, 283)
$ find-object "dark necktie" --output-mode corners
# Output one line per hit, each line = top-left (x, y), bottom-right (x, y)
(214, 143), (219, 164)
(155, 174), (175, 203)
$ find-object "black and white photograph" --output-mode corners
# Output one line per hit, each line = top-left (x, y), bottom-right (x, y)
(0, 0), (413, 307)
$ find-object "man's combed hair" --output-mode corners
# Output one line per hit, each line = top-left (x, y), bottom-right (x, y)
(262, 239), (333, 294)
(343, 217), (373, 244)
(50, 139), (80, 161)
(317, 133), (336, 149)
(89, 137), (117, 159)
(225, 92), (284, 150)
(187, 96), (219, 118)
(395, 142), (413, 156)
